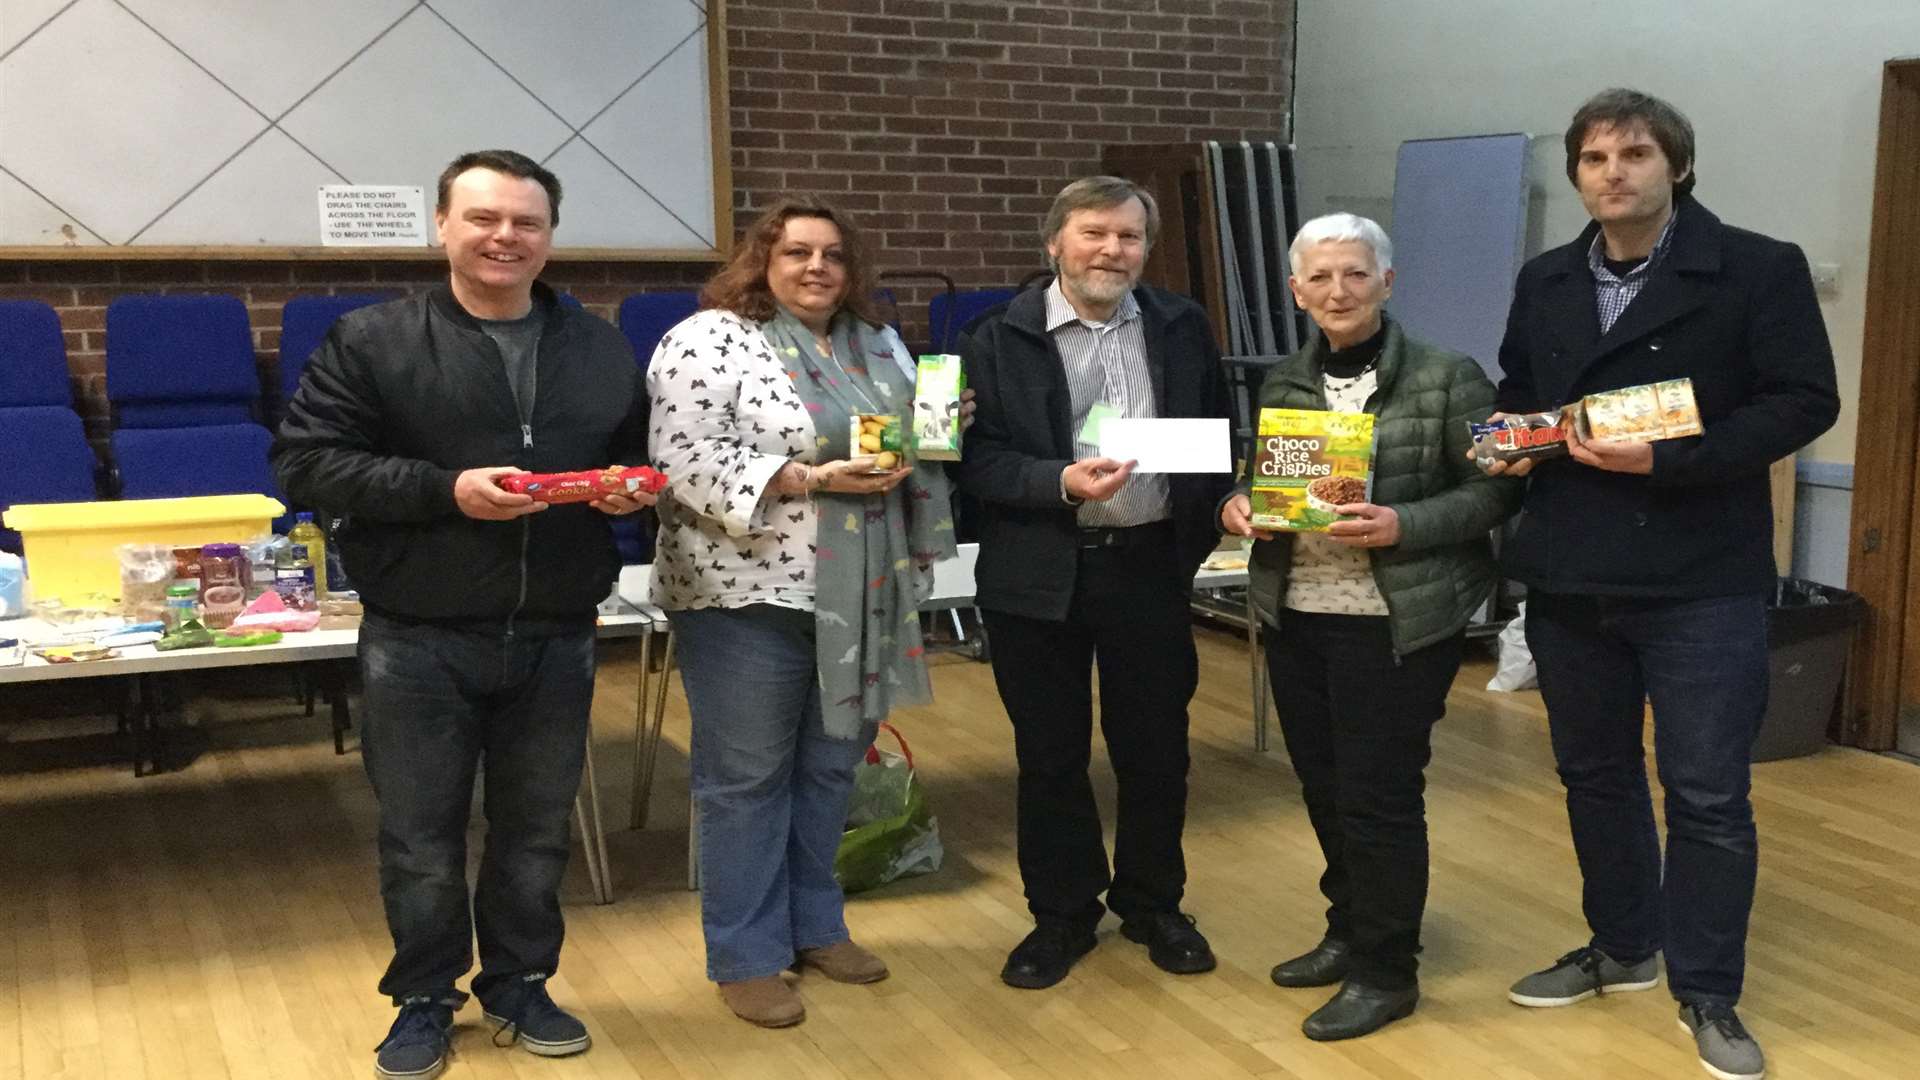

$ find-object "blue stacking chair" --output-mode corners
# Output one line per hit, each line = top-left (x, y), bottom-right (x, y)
(0, 301), (98, 552)
(611, 293), (699, 565)
(930, 288), (1017, 352)
(617, 292), (699, 374)
(104, 294), (279, 502)
(277, 293), (394, 415)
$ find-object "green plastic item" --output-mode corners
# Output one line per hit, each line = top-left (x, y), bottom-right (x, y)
(153, 620), (214, 651)
(214, 629), (283, 647)
(834, 725), (943, 894)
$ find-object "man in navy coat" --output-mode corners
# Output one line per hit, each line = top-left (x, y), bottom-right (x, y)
(1485, 88), (1838, 1080)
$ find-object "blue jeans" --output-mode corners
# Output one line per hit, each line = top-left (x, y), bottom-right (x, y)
(671, 605), (877, 982)
(1525, 590), (1768, 1006)
(357, 613), (595, 1006)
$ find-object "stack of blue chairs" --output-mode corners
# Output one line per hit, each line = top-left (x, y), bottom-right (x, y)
(277, 293), (394, 418)
(105, 294), (278, 501)
(0, 300), (97, 552)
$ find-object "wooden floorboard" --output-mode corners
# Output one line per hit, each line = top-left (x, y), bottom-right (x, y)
(4, 626), (1919, 1078)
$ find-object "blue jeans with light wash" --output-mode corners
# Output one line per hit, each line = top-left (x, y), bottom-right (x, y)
(356, 611), (595, 1006)
(670, 604), (878, 983)
(1525, 590), (1769, 1007)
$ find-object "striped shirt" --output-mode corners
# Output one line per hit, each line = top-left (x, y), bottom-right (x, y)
(1588, 206), (1679, 334)
(1046, 280), (1171, 527)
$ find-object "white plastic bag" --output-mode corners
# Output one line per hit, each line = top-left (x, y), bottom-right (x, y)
(1486, 601), (1537, 692)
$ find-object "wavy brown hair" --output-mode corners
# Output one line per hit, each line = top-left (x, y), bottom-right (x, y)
(699, 196), (887, 326)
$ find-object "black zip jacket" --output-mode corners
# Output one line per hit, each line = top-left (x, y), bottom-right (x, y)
(954, 282), (1233, 621)
(270, 283), (647, 624)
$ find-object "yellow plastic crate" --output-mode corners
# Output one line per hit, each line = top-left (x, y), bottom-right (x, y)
(2, 494), (285, 603)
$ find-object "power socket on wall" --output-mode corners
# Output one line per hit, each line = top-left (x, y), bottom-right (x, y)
(1810, 262), (1842, 296)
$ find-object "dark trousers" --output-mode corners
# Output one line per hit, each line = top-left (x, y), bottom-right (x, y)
(357, 613), (595, 1006)
(981, 530), (1198, 929)
(1526, 590), (1768, 1006)
(1265, 610), (1460, 990)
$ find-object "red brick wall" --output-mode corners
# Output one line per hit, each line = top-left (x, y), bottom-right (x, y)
(3, 0), (1292, 456)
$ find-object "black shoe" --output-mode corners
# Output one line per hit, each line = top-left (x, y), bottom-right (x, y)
(374, 996), (455, 1080)
(1000, 924), (1098, 989)
(1270, 937), (1352, 988)
(1301, 981), (1419, 1041)
(478, 973), (591, 1057)
(1119, 911), (1217, 975)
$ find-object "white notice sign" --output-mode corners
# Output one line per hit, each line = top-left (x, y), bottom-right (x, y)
(318, 186), (429, 246)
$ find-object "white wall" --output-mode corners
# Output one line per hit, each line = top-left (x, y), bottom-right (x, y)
(1293, 1), (1920, 469)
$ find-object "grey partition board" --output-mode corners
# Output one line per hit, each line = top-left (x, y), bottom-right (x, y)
(0, 0), (722, 252)
(1386, 133), (1531, 378)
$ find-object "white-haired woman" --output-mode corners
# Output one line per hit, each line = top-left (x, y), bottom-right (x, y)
(1220, 213), (1518, 1040)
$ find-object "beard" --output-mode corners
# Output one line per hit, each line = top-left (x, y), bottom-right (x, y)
(1060, 265), (1137, 308)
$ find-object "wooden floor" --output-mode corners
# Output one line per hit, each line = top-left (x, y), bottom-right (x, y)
(4, 625), (1919, 1079)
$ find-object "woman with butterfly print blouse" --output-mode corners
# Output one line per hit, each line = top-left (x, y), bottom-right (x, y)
(646, 197), (957, 1029)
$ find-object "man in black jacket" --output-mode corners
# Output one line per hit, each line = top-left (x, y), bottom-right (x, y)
(272, 150), (652, 1080)
(1487, 91), (1838, 1080)
(956, 176), (1232, 990)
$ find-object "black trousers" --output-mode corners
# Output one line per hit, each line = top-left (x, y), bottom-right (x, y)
(1265, 609), (1462, 990)
(981, 531), (1199, 929)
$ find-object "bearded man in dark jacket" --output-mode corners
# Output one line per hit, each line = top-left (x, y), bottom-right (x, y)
(955, 176), (1233, 993)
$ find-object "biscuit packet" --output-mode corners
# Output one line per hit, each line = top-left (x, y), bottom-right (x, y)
(850, 414), (906, 471)
(1248, 407), (1376, 532)
(1575, 378), (1702, 443)
(1468, 409), (1573, 466)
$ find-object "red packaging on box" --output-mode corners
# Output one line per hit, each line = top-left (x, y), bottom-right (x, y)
(499, 465), (668, 504)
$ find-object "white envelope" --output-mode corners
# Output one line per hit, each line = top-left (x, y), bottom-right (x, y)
(1097, 418), (1233, 473)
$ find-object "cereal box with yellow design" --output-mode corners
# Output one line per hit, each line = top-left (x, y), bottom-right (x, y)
(1248, 408), (1377, 532)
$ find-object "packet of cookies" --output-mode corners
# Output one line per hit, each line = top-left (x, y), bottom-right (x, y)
(1575, 378), (1701, 443)
(850, 413), (906, 471)
(498, 465), (669, 503)
(1468, 409), (1573, 466)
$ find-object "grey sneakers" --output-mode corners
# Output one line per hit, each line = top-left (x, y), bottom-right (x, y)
(1508, 945), (1660, 1007)
(1678, 1003), (1766, 1080)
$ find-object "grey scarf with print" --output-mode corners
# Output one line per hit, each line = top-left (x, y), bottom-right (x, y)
(760, 308), (956, 739)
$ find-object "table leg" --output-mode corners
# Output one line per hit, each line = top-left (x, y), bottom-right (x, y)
(581, 732), (612, 904)
(1247, 587), (1269, 752)
(629, 630), (654, 831)
(631, 630), (676, 833)
(573, 795), (607, 904)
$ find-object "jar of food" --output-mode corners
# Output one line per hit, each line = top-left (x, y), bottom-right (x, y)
(163, 582), (201, 631)
(200, 542), (245, 597)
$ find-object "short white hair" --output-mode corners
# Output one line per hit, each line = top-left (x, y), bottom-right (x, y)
(1288, 212), (1393, 277)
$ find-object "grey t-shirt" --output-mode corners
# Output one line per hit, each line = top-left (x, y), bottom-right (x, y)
(479, 307), (545, 419)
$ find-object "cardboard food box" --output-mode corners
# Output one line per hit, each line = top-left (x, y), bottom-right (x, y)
(1248, 408), (1377, 532)
(850, 413), (906, 471)
(1577, 378), (1702, 443)
(911, 353), (965, 461)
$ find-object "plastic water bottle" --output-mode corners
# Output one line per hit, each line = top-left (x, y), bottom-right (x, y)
(288, 512), (328, 598)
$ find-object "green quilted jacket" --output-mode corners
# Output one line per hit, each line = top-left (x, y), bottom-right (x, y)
(1232, 319), (1521, 656)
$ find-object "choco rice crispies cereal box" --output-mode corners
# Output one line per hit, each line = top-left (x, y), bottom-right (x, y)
(1249, 408), (1377, 532)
